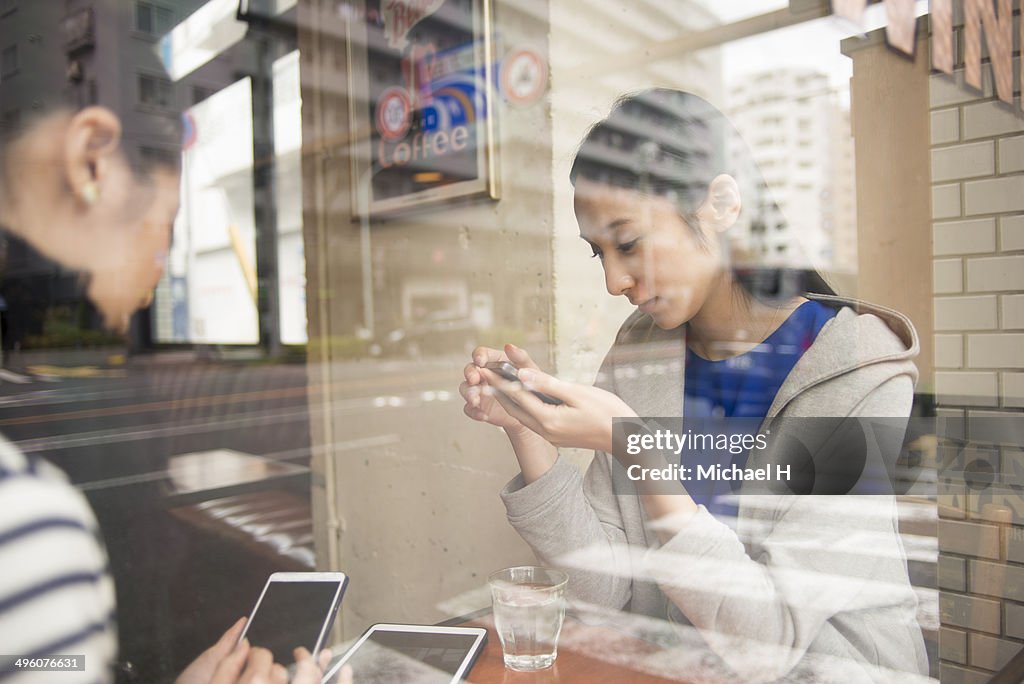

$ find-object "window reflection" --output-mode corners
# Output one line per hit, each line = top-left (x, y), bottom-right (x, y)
(1, 0), (1020, 682)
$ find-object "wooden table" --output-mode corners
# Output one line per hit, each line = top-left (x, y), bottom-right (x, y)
(462, 615), (696, 683)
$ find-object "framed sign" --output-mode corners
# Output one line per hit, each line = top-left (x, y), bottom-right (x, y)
(347, 0), (499, 218)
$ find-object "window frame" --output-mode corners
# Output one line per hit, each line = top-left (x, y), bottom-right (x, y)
(137, 71), (175, 110)
(134, 0), (174, 37)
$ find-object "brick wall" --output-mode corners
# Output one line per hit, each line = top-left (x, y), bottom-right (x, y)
(930, 6), (1024, 682)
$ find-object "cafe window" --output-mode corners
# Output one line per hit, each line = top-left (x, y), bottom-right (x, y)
(5, 0), (1024, 682)
(138, 72), (173, 108)
(135, 1), (174, 36)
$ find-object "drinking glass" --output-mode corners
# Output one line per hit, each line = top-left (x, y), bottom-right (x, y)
(488, 566), (568, 671)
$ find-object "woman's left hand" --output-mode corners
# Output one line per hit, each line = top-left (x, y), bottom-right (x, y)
(478, 350), (637, 453)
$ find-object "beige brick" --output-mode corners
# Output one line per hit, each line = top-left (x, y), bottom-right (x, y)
(957, 450), (1002, 517)
(933, 255), (962, 294)
(969, 633), (1022, 671)
(941, 663), (994, 684)
(967, 255), (1024, 291)
(1007, 602), (1024, 640)
(964, 410), (1024, 446)
(932, 141), (995, 181)
(932, 68), (993, 108)
(937, 626), (962, 663)
(939, 555), (967, 591)
(1008, 525), (1024, 562)
(964, 176), (1024, 215)
(999, 134), (1024, 173)
(969, 559), (1024, 600)
(936, 371), (999, 404)
(1002, 447), (1024, 484)
(940, 442), (967, 474)
(967, 333), (1024, 368)
(1005, 374), (1024, 408)
(938, 408), (966, 440)
(940, 626), (968, 664)
(963, 99), (1024, 140)
(932, 107), (960, 145)
(934, 258), (964, 293)
(939, 519), (1001, 559)
(933, 183), (962, 219)
(1003, 295), (1024, 329)
(1001, 214), (1024, 251)
(966, 486), (1024, 526)
(940, 591), (1001, 632)
(935, 296), (998, 330)
(939, 478), (967, 519)
(934, 218), (995, 255)
(936, 334), (964, 368)
(940, 663), (992, 684)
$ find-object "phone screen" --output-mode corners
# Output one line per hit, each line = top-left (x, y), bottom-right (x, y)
(245, 581), (341, 664)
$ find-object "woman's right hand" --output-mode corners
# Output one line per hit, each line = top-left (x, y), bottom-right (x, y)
(461, 344), (559, 483)
(460, 344), (539, 434)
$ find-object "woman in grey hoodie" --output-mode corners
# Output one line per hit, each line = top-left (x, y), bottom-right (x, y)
(460, 90), (929, 682)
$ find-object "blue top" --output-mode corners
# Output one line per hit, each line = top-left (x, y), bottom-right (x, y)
(681, 299), (837, 516)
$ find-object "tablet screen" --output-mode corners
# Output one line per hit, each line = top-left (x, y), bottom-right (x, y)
(324, 627), (484, 684)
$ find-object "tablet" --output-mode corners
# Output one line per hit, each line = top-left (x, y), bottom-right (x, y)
(321, 623), (488, 684)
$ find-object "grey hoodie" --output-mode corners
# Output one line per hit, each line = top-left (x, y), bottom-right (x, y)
(500, 295), (930, 683)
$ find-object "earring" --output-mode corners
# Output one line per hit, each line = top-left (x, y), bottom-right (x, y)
(80, 181), (100, 206)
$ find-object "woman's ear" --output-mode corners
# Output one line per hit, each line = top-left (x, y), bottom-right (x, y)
(700, 174), (741, 232)
(63, 107), (122, 207)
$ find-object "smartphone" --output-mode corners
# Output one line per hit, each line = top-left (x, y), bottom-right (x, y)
(240, 572), (348, 666)
(483, 361), (563, 405)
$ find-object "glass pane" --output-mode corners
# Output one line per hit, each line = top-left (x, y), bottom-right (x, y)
(3, 2), (1023, 683)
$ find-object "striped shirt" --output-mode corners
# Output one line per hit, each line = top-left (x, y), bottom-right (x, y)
(0, 435), (117, 684)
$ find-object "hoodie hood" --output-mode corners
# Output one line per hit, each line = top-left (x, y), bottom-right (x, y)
(764, 294), (919, 419)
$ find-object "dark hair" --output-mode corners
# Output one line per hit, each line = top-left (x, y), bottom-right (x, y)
(569, 88), (835, 302)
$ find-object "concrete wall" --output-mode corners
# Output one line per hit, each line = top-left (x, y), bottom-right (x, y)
(299, 0), (550, 640)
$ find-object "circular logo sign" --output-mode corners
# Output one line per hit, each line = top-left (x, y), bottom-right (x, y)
(376, 87), (412, 141)
(500, 47), (547, 106)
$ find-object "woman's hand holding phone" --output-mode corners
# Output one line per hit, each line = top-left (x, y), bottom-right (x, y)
(460, 345), (537, 433)
(461, 344), (638, 456)
(461, 344), (557, 482)
(486, 364), (637, 454)
(175, 618), (331, 684)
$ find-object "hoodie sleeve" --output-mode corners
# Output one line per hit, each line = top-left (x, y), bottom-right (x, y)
(498, 316), (650, 611)
(500, 450), (635, 611)
(641, 373), (919, 682)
